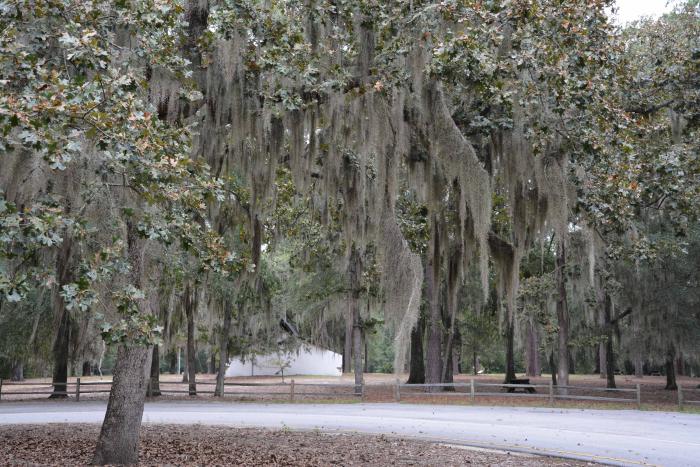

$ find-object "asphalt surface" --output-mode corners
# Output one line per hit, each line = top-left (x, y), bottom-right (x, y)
(0, 401), (698, 466)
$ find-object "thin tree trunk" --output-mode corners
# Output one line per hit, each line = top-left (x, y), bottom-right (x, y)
(353, 313), (362, 394)
(504, 317), (516, 383)
(167, 350), (177, 374)
(185, 284), (197, 396)
(148, 345), (161, 397)
(349, 245), (363, 394)
(549, 350), (557, 386)
(604, 293), (616, 389)
(343, 310), (353, 373)
(50, 310), (70, 398)
(556, 242), (570, 392)
(407, 315), (425, 383)
(51, 237), (73, 398)
(93, 344), (151, 465)
(665, 344), (677, 390)
(473, 352), (479, 375)
(215, 302), (232, 397)
(210, 351), (217, 374)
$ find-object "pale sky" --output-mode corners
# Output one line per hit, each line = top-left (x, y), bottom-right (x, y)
(612, 0), (673, 24)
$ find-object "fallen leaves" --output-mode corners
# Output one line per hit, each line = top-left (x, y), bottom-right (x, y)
(0, 424), (593, 466)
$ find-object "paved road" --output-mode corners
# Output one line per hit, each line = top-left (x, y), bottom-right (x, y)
(1, 401), (698, 466)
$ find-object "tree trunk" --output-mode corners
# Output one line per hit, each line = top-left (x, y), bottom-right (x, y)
(425, 230), (442, 389)
(50, 310), (70, 398)
(549, 350), (557, 386)
(504, 317), (516, 383)
(343, 310), (353, 373)
(473, 352), (479, 375)
(555, 242), (570, 392)
(349, 245), (363, 394)
(148, 345), (161, 397)
(604, 293), (616, 389)
(443, 342), (454, 390)
(215, 302), (232, 397)
(11, 361), (24, 381)
(665, 344), (677, 390)
(50, 237), (74, 398)
(82, 361), (92, 377)
(93, 344), (151, 465)
(93, 218), (151, 464)
(525, 318), (541, 377)
(353, 314), (362, 393)
(185, 284), (197, 396)
(209, 351), (217, 374)
(168, 350), (177, 374)
(407, 315), (425, 384)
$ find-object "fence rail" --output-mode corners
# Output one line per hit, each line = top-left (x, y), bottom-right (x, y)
(5, 377), (697, 410)
(678, 385), (700, 409)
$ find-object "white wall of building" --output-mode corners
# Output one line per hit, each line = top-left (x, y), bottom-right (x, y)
(225, 343), (342, 377)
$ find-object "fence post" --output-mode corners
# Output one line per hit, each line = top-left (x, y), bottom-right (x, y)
(76, 377), (81, 402)
(395, 378), (400, 402)
(548, 381), (554, 405)
(678, 385), (684, 410)
(470, 378), (475, 403)
(636, 384), (641, 409)
(290, 379), (295, 402)
(0, 378), (3, 401)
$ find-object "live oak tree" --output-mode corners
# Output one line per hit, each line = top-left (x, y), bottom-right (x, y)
(1, 1), (243, 463)
(2, 0), (700, 464)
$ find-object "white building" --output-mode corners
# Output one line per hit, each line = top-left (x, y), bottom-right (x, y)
(225, 343), (342, 377)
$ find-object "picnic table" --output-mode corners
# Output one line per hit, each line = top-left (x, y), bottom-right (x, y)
(505, 378), (536, 393)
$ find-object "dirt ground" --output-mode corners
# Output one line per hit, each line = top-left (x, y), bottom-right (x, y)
(2, 372), (699, 411)
(0, 424), (596, 466)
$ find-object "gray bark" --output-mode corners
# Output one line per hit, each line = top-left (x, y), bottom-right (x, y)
(604, 293), (616, 389)
(51, 237), (74, 398)
(525, 318), (541, 376)
(185, 284), (197, 396)
(343, 307), (353, 373)
(93, 344), (151, 465)
(93, 218), (150, 464)
(349, 245), (363, 394)
(215, 301), (232, 397)
(556, 242), (570, 391)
